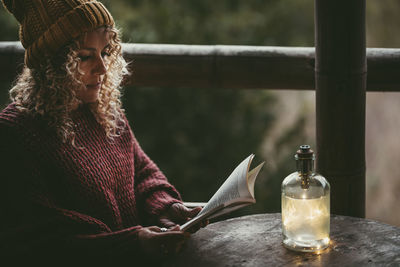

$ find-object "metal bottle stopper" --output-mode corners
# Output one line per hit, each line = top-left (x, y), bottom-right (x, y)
(295, 145), (314, 189)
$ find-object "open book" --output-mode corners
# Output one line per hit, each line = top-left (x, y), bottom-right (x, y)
(181, 154), (265, 231)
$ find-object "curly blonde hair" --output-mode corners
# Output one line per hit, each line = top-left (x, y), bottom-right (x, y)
(10, 26), (129, 145)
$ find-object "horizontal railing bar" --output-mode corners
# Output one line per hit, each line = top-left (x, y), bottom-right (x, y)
(0, 42), (399, 91)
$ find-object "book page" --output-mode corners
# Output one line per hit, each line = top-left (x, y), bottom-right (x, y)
(247, 162), (265, 198)
(181, 154), (257, 231)
(195, 154), (254, 218)
(199, 162), (265, 221)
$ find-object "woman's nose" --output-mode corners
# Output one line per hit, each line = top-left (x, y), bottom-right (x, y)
(93, 56), (107, 75)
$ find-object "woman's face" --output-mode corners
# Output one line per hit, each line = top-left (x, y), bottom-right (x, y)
(76, 27), (111, 103)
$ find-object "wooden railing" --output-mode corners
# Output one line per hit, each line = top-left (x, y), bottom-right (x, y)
(1, 41), (399, 91)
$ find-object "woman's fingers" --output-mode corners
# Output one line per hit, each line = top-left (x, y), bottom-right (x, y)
(159, 204), (203, 227)
(152, 228), (188, 255)
(159, 217), (177, 228)
(139, 226), (189, 257)
(179, 204), (202, 218)
(187, 206), (202, 218)
(168, 225), (181, 232)
(147, 225), (163, 232)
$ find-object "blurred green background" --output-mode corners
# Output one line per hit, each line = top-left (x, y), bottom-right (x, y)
(1, 0), (399, 226)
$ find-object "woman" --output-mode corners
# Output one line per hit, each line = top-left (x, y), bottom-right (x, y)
(0, 0), (203, 263)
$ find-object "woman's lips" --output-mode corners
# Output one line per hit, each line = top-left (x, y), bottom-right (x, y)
(86, 82), (102, 90)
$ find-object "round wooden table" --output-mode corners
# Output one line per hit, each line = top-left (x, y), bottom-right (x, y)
(163, 213), (400, 266)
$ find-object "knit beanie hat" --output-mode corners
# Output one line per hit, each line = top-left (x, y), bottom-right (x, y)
(1, 0), (114, 68)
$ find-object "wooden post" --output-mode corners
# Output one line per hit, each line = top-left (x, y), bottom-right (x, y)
(315, 0), (366, 217)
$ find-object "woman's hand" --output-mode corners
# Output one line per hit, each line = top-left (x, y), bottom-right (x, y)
(158, 203), (208, 233)
(138, 225), (189, 257)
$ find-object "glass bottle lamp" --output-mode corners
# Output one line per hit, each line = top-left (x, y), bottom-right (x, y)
(281, 145), (330, 252)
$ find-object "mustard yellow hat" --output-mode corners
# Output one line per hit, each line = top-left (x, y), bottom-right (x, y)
(2, 0), (114, 68)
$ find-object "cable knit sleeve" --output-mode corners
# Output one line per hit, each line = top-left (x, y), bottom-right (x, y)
(0, 106), (143, 264)
(131, 129), (183, 221)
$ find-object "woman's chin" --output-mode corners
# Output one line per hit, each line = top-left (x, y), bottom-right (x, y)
(78, 94), (99, 104)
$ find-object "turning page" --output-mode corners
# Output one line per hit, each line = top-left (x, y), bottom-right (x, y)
(181, 154), (264, 231)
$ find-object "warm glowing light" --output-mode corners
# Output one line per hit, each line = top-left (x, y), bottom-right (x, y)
(282, 194), (330, 252)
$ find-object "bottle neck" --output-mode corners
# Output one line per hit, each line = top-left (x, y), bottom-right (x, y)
(296, 157), (314, 174)
(296, 156), (315, 189)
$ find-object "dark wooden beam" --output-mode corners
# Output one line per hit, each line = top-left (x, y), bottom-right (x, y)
(0, 41), (399, 91)
(0, 42), (25, 83)
(315, 0), (366, 217)
(122, 44), (315, 89)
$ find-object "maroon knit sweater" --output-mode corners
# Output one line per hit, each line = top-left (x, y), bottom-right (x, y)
(0, 103), (182, 263)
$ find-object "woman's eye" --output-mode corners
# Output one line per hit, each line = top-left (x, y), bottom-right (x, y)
(79, 55), (90, 61)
